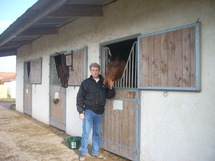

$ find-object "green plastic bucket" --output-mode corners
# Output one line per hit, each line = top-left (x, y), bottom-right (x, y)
(66, 136), (82, 150)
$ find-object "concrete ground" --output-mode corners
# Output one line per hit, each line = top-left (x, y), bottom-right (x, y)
(0, 101), (15, 109)
(0, 102), (129, 161)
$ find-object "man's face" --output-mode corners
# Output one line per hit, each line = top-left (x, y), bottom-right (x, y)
(90, 66), (100, 79)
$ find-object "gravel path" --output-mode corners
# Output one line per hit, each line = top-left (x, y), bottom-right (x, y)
(0, 105), (129, 161)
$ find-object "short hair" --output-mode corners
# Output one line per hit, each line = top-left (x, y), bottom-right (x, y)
(89, 63), (100, 71)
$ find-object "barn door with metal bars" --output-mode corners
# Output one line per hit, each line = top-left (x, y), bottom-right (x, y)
(101, 40), (140, 161)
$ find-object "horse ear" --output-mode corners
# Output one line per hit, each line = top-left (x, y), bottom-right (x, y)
(116, 53), (125, 61)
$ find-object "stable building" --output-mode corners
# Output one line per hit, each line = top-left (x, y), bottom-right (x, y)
(0, 0), (214, 161)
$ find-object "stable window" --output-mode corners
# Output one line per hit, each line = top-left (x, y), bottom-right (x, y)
(50, 47), (87, 87)
(138, 23), (200, 91)
(67, 47), (87, 85)
(101, 36), (138, 89)
(24, 58), (42, 84)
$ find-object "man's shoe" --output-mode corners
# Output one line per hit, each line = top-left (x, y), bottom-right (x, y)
(79, 155), (86, 161)
(92, 154), (104, 159)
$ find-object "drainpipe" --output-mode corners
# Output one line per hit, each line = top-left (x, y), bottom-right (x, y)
(0, 0), (68, 47)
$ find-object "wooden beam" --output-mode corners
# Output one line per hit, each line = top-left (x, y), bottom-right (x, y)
(2, 40), (32, 47)
(49, 5), (103, 17)
(0, 50), (17, 57)
(0, 0), (68, 47)
(19, 27), (58, 36)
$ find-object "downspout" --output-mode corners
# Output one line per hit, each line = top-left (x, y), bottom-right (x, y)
(0, 0), (68, 47)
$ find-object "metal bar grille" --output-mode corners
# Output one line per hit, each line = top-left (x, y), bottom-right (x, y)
(114, 41), (137, 88)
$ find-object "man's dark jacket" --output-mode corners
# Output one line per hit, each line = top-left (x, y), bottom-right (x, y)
(76, 75), (115, 114)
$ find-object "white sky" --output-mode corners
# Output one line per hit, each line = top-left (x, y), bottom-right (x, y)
(0, 0), (38, 72)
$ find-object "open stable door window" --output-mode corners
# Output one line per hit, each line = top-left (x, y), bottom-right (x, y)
(138, 23), (200, 91)
(67, 47), (87, 85)
(50, 47), (87, 87)
(24, 58), (42, 84)
(50, 47), (87, 86)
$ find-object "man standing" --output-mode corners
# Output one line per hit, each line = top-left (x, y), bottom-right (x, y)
(77, 63), (115, 161)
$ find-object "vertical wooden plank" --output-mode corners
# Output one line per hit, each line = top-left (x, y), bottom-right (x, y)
(167, 31), (175, 87)
(190, 27), (196, 87)
(131, 102), (137, 158)
(107, 100), (113, 151)
(107, 102), (113, 151)
(182, 28), (191, 87)
(139, 37), (149, 87)
(103, 101), (109, 148)
(102, 101), (107, 148)
(160, 33), (168, 87)
(128, 102), (136, 149)
(147, 36), (154, 86)
(120, 102), (128, 157)
(153, 34), (161, 86)
(114, 110), (119, 153)
(112, 105), (117, 152)
(174, 29), (183, 87)
(119, 109), (124, 155)
(123, 101), (129, 148)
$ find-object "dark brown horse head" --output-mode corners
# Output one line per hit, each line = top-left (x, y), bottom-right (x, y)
(103, 56), (126, 87)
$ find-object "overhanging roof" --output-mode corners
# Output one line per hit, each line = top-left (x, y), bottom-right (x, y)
(0, 0), (116, 57)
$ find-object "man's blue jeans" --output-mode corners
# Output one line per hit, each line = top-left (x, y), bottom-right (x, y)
(80, 110), (103, 156)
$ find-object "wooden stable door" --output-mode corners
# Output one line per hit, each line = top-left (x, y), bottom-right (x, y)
(50, 86), (66, 130)
(23, 84), (32, 115)
(101, 90), (140, 161)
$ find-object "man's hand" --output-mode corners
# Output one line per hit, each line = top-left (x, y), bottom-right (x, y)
(79, 113), (85, 120)
(109, 81), (114, 90)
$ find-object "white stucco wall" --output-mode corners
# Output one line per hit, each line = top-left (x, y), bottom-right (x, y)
(16, 0), (215, 161)
(16, 45), (50, 123)
(66, 87), (82, 135)
(0, 85), (7, 98)
(4, 81), (16, 98)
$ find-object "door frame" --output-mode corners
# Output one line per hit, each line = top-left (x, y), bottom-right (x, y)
(99, 34), (141, 161)
(49, 53), (67, 131)
(23, 61), (32, 116)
